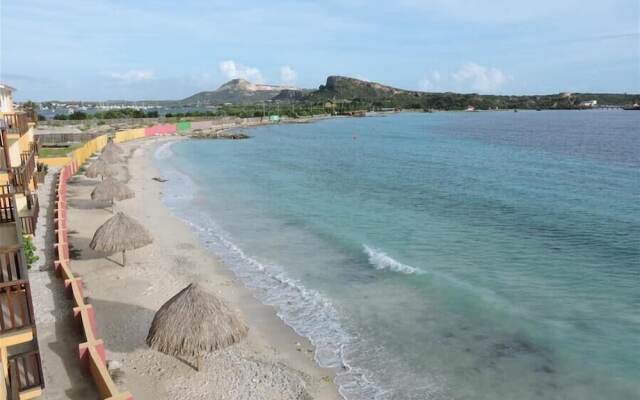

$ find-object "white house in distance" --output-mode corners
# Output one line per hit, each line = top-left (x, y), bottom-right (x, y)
(0, 82), (16, 113)
(579, 100), (598, 108)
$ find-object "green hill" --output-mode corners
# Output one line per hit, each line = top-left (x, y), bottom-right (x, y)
(303, 76), (639, 110)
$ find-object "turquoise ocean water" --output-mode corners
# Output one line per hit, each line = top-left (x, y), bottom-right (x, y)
(155, 111), (639, 399)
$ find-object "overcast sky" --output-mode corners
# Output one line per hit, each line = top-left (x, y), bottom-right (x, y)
(1, 0), (638, 100)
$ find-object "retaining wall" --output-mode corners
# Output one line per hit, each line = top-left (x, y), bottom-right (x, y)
(176, 121), (191, 133)
(144, 123), (176, 137)
(41, 116), (284, 166)
(53, 134), (134, 400)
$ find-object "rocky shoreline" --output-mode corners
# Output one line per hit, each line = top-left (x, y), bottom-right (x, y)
(189, 129), (250, 139)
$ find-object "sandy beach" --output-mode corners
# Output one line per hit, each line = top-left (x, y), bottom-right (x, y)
(58, 136), (340, 399)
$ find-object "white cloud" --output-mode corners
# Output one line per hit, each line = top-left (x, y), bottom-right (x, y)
(110, 69), (155, 82)
(451, 62), (511, 92)
(219, 60), (263, 83)
(419, 70), (442, 91)
(280, 65), (297, 85)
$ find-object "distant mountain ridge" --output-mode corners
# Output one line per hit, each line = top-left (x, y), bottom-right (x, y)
(304, 76), (639, 109)
(180, 76), (638, 109)
(216, 79), (295, 92)
(181, 79), (305, 105)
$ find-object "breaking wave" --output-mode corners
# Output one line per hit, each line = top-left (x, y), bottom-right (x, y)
(154, 143), (386, 400)
(363, 245), (425, 275)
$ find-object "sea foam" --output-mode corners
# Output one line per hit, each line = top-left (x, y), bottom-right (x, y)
(363, 245), (425, 275)
(154, 145), (386, 400)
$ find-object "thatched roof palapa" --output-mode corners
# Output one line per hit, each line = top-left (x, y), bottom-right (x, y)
(91, 178), (135, 212)
(90, 211), (152, 266)
(91, 177), (135, 202)
(85, 158), (117, 179)
(146, 283), (248, 370)
(99, 147), (123, 163)
(104, 140), (124, 154)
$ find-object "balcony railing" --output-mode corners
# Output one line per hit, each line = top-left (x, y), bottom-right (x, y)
(0, 113), (33, 137)
(8, 350), (44, 396)
(20, 140), (40, 166)
(10, 147), (36, 195)
(0, 245), (23, 283)
(0, 185), (15, 224)
(21, 193), (39, 235)
(0, 280), (34, 334)
(20, 217), (36, 236)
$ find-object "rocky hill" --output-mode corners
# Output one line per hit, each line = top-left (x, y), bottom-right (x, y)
(180, 76), (638, 110)
(303, 76), (639, 110)
(181, 79), (298, 105)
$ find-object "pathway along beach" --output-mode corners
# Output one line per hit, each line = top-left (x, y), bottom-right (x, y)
(62, 136), (339, 399)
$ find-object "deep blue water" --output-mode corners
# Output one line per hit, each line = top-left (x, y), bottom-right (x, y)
(156, 110), (640, 399)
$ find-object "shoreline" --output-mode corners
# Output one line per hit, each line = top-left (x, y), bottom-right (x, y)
(65, 136), (340, 399)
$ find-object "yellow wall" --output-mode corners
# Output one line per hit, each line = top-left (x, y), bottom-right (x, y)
(40, 135), (109, 167)
(18, 128), (34, 153)
(114, 128), (144, 144)
(41, 128), (153, 168)
(68, 135), (109, 167)
(39, 157), (70, 167)
(7, 135), (21, 168)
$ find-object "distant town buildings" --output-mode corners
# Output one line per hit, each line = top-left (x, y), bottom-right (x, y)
(579, 100), (598, 108)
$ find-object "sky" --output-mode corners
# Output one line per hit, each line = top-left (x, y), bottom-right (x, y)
(1, 0), (638, 101)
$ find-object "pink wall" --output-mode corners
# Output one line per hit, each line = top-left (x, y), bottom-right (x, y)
(144, 123), (176, 137)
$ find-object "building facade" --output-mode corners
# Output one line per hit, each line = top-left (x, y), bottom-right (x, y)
(0, 83), (44, 399)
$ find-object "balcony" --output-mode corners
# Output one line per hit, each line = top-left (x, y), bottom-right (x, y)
(0, 186), (15, 224)
(10, 149), (36, 195)
(20, 194), (39, 236)
(0, 245), (23, 283)
(0, 280), (34, 334)
(8, 349), (44, 399)
(0, 113), (35, 137)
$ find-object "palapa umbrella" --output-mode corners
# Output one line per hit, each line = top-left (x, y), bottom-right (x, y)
(90, 177), (135, 212)
(146, 283), (248, 371)
(85, 158), (117, 179)
(89, 211), (152, 266)
(98, 147), (123, 163)
(104, 140), (124, 154)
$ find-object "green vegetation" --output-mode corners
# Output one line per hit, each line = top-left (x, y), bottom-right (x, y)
(166, 103), (327, 119)
(54, 108), (160, 120)
(40, 76), (640, 125)
(37, 162), (48, 174)
(23, 235), (39, 269)
(304, 76), (640, 111)
(22, 100), (38, 112)
(39, 143), (82, 158)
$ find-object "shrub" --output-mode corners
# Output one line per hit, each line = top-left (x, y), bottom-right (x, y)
(23, 235), (39, 269)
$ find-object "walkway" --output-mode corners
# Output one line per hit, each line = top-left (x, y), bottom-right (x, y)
(29, 168), (98, 399)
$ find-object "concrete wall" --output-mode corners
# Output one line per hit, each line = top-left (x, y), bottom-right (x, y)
(176, 121), (191, 133)
(39, 157), (70, 167)
(7, 136), (21, 168)
(0, 224), (18, 246)
(114, 128), (145, 143)
(144, 123), (176, 137)
(19, 127), (34, 153)
(41, 116), (278, 165)
(53, 144), (133, 400)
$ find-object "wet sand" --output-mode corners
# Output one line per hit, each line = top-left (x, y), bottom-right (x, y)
(64, 136), (340, 399)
